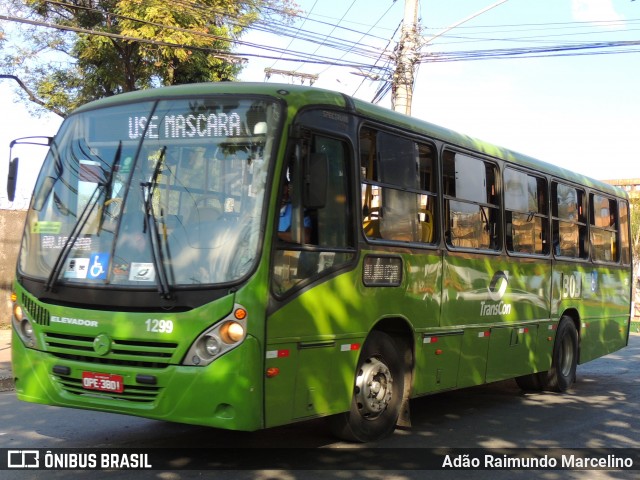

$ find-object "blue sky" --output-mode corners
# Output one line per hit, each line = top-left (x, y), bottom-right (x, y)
(2, 0), (639, 207)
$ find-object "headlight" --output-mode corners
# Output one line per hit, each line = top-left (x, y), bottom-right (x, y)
(220, 321), (245, 344)
(204, 335), (221, 356)
(13, 304), (24, 322)
(11, 296), (35, 348)
(20, 319), (34, 339)
(183, 304), (248, 366)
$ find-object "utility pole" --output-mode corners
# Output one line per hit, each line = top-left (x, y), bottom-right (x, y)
(390, 0), (510, 116)
(392, 0), (420, 115)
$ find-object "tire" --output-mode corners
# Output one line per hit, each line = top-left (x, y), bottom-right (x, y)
(328, 331), (406, 442)
(542, 317), (579, 392)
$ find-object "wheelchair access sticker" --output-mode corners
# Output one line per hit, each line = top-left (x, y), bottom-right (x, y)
(87, 253), (110, 280)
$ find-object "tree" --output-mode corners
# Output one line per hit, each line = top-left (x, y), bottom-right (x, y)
(1, 0), (299, 117)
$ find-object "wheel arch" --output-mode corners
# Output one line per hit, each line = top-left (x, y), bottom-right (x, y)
(370, 316), (415, 365)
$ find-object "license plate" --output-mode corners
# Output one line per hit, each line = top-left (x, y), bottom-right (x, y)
(82, 371), (124, 393)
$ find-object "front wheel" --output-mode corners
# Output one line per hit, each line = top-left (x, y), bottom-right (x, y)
(328, 331), (405, 442)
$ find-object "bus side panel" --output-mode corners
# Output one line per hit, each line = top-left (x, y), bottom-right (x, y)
(486, 325), (539, 383)
(456, 328), (491, 388)
(265, 249), (443, 425)
(442, 253), (551, 384)
(552, 263), (631, 364)
(534, 321), (557, 373)
(441, 254), (550, 329)
(265, 269), (365, 428)
(413, 332), (463, 395)
(581, 266), (631, 360)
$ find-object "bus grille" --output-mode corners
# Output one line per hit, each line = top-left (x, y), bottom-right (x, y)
(44, 332), (179, 369)
(22, 293), (50, 326)
(53, 374), (161, 403)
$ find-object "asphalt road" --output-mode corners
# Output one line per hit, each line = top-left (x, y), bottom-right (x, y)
(1, 335), (639, 479)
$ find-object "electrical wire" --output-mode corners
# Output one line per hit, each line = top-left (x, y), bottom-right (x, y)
(5, 1), (640, 93)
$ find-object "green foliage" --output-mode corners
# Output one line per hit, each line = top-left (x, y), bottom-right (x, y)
(1, 0), (299, 116)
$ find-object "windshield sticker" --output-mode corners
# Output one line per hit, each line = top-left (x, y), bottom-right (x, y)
(112, 263), (129, 276)
(63, 258), (90, 279)
(31, 221), (62, 234)
(128, 113), (242, 140)
(42, 235), (93, 251)
(87, 253), (110, 280)
(129, 263), (156, 282)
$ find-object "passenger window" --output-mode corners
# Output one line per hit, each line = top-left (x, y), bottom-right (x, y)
(552, 182), (587, 258)
(590, 193), (618, 263)
(360, 127), (437, 244)
(443, 151), (500, 250)
(504, 168), (549, 255)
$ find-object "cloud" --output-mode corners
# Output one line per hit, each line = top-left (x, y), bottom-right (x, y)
(571, 0), (623, 24)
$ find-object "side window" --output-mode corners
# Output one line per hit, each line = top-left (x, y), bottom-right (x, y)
(619, 200), (631, 265)
(272, 133), (355, 295)
(504, 168), (549, 255)
(360, 127), (437, 244)
(552, 182), (587, 258)
(443, 151), (500, 250)
(590, 193), (619, 263)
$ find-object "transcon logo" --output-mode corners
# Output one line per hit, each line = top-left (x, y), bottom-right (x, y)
(488, 271), (509, 301)
(481, 271), (512, 317)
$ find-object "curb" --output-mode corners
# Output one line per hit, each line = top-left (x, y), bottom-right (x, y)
(0, 377), (13, 392)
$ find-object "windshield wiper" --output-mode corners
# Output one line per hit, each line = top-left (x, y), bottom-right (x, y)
(45, 184), (102, 291)
(141, 146), (171, 299)
(45, 143), (121, 291)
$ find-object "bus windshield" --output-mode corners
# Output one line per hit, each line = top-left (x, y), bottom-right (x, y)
(19, 96), (280, 288)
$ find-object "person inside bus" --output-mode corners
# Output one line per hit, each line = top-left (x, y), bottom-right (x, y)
(278, 179), (312, 243)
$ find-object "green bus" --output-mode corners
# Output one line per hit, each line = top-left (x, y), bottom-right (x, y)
(9, 82), (632, 442)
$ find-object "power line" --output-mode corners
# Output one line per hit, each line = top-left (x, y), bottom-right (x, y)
(421, 39), (640, 63)
(4, 1), (640, 100)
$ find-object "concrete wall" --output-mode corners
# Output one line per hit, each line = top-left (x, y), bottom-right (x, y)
(1, 210), (27, 327)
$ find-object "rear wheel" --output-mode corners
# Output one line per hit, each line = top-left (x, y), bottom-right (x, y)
(544, 317), (578, 392)
(515, 317), (579, 393)
(329, 331), (405, 442)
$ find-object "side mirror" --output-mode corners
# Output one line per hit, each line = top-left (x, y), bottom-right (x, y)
(7, 157), (19, 202)
(303, 153), (328, 209)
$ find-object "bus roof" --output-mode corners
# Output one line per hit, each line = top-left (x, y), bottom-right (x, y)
(74, 82), (626, 199)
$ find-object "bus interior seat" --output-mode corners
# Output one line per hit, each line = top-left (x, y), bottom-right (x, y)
(362, 206), (380, 238)
(420, 209), (433, 243)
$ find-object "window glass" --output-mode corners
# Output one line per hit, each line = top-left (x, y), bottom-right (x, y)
(20, 97), (277, 286)
(360, 127), (437, 245)
(273, 133), (355, 295)
(504, 168), (549, 255)
(377, 131), (418, 188)
(443, 151), (500, 251)
(590, 193), (618, 263)
(552, 182), (587, 258)
(453, 153), (488, 204)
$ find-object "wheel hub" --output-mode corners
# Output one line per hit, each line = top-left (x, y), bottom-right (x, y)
(355, 357), (393, 419)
